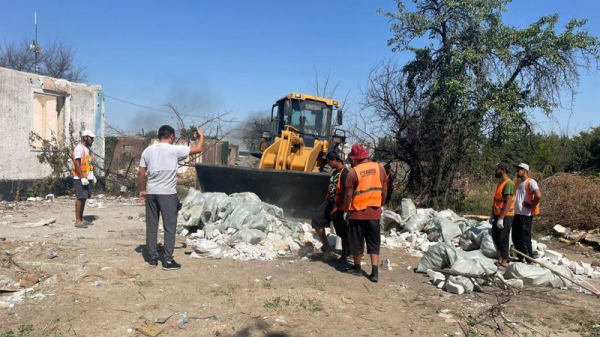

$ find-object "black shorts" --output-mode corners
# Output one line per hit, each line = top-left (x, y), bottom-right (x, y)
(332, 213), (348, 239)
(74, 179), (92, 200)
(312, 201), (333, 230)
(348, 219), (380, 255)
(311, 201), (348, 239)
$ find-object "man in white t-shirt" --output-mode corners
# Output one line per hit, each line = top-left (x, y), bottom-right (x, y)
(73, 130), (96, 228)
(138, 125), (204, 270)
(512, 163), (542, 262)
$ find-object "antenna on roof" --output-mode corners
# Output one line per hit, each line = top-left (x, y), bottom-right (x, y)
(29, 12), (42, 74)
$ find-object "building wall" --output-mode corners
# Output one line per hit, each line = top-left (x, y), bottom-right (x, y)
(0, 67), (105, 180)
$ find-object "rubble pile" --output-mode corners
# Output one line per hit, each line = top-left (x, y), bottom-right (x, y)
(177, 189), (333, 261)
(380, 198), (599, 295)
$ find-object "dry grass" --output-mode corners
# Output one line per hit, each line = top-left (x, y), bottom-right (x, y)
(538, 173), (600, 232)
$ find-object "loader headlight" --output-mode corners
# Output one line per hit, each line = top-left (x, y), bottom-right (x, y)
(262, 131), (271, 138)
(332, 135), (343, 144)
(294, 93), (302, 98)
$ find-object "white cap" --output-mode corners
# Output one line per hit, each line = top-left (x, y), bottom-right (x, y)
(515, 163), (530, 172)
(82, 130), (96, 138)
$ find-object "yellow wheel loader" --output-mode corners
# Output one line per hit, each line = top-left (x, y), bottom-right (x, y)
(195, 93), (346, 219)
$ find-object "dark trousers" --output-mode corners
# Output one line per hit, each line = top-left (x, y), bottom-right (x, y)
(512, 214), (533, 258)
(491, 215), (514, 259)
(348, 219), (381, 255)
(146, 194), (178, 262)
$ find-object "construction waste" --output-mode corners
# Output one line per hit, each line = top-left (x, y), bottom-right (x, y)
(176, 190), (598, 295)
(383, 198), (599, 295)
(177, 188), (332, 261)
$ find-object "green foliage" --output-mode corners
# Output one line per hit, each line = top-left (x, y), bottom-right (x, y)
(0, 325), (35, 337)
(369, 0), (599, 207)
(138, 130), (158, 148)
(563, 312), (600, 337)
(28, 121), (79, 196)
(104, 136), (119, 166)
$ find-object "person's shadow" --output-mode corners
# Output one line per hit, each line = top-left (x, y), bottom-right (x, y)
(135, 244), (166, 263)
(83, 215), (99, 222)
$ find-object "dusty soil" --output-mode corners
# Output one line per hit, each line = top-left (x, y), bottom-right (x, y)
(1, 196), (599, 337)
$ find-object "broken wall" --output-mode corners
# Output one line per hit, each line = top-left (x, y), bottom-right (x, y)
(0, 67), (105, 198)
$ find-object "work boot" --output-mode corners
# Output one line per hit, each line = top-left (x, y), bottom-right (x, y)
(369, 266), (379, 283)
(345, 266), (363, 277)
(148, 259), (158, 268)
(162, 260), (181, 271)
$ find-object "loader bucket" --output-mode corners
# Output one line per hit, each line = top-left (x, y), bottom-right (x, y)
(195, 163), (329, 219)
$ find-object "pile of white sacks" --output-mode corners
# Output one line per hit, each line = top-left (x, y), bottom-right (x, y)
(176, 188), (334, 261)
(175, 190), (598, 294)
(381, 199), (599, 295)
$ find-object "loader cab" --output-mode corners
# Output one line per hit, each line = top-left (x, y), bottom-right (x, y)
(269, 93), (340, 148)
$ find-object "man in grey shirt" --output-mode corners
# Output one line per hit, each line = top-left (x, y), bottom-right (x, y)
(138, 125), (204, 270)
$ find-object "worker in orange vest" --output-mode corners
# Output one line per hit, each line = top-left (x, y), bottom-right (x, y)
(311, 151), (349, 262)
(343, 144), (388, 283)
(73, 130), (96, 228)
(489, 162), (515, 267)
(513, 163), (542, 262)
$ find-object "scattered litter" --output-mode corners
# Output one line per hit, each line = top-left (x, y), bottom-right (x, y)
(266, 276), (273, 281)
(137, 320), (165, 337)
(49, 251), (58, 259)
(381, 259), (396, 271)
(45, 194), (55, 202)
(43, 275), (59, 286)
(341, 296), (354, 304)
(92, 281), (103, 286)
(12, 218), (56, 228)
(19, 274), (39, 288)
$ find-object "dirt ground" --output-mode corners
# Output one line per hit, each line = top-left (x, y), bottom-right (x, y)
(1, 196), (599, 337)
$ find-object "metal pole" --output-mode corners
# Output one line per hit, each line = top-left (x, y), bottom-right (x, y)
(34, 12), (38, 74)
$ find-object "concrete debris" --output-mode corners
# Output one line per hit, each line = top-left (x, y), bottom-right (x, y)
(42, 275), (59, 286)
(445, 281), (465, 295)
(0, 275), (16, 288)
(426, 269), (446, 286)
(2, 287), (42, 308)
(543, 249), (562, 262)
(176, 188), (333, 261)
(553, 224), (567, 234)
(503, 279), (524, 289)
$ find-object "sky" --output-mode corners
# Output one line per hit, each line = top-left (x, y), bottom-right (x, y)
(2, 0), (599, 136)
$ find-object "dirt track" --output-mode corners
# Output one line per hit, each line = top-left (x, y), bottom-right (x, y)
(1, 197), (599, 336)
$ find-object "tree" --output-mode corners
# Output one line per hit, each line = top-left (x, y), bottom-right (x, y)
(0, 39), (87, 82)
(240, 112), (271, 151)
(365, 0), (599, 207)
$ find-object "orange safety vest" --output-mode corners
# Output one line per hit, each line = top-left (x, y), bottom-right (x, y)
(72, 145), (93, 178)
(349, 162), (383, 211)
(492, 179), (514, 216)
(333, 167), (347, 211)
(516, 178), (540, 216)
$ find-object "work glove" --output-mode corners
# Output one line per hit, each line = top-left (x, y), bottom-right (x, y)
(88, 172), (97, 184)
(497, 217), (504, 229)
(343, 212), (349, 222)
(80, 178), (89, 186)
(488, 215), (494, 225)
